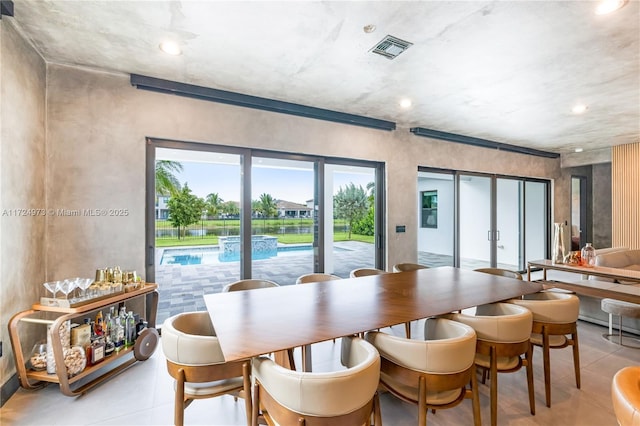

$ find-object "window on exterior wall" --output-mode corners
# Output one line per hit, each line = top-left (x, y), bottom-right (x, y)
(421, 190), (438, 228)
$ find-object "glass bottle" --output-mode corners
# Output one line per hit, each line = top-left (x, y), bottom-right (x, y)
(581, 242), (596, 267)
(112, 315), (125, 352)
(103, 311), (114, 356)
(94, 310), (103, 336)
(125, 311), (136, 347)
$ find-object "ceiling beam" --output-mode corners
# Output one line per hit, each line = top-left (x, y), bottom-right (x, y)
(130, 74), (396, 132)
(409, 127), (559, 159)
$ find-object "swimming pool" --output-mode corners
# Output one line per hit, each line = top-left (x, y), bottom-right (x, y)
(160, 244), (348, 266)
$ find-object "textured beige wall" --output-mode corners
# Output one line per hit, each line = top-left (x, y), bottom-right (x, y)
(0, 21), (47, 388)
(45, 63), (561, 280)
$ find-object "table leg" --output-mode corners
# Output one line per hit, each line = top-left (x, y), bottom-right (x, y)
(301, 344), (312, 372)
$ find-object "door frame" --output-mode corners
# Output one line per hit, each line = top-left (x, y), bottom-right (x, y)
(146, 138), (386, 282)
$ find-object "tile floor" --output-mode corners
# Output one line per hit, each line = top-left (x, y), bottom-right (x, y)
(1, 319), (636, 425)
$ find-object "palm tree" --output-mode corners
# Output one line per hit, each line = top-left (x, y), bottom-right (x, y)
(155, 160), (183, 196)
(258, 193), (278, 218)
(205, 193), (224, 219)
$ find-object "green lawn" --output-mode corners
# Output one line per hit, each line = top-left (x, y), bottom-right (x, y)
(156, 219), (374, 247)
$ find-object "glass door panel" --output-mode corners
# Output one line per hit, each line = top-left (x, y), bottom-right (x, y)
(417, 171), (454, 267)
(459, 175), (492, 269)
(524, 181), (547, 265)
(153, 148), (242, 325)
(496, 178), (523, 271)
(326, 164), (377, 277)
(251, 157), (315, 285)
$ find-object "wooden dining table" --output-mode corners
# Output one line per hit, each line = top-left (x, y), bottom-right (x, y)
(203, 266), (543, 364)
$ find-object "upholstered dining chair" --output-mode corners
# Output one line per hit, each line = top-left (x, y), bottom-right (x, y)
(251, 336), (381, 426)
(611, 365), (640, 426)
(392, 262), (429, 272)
(349, 267), (411, 338)
(295, 273), (342, 368)
(223, 279), (279, 292)
(162, 311), (252, 426)
(365, 317), (481, 426)
(350, 268), (389, 278)
(446, 303), (535, 426)
(474, 267), (523, 280)
(508, 291), (581, 407)
(391, 263), (429, 337)
(295, 273), (342, 284)
(223, 279), (297, 370)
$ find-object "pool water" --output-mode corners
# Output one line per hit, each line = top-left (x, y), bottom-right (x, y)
(160, 245), (347, 266)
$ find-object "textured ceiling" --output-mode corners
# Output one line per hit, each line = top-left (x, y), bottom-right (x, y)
(10, 0), (640, 154)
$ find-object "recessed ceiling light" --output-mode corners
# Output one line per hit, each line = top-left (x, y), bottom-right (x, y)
(399, 98), (412, 109)
(363, 24), (376, 34)
(572, 104), (588, 114)
(159, 41), (182, 55)
(575, 148), (584, 153)
(595, 0), (628, 15)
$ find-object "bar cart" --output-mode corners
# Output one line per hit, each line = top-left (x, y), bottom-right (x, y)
(8, 283), (159, 396)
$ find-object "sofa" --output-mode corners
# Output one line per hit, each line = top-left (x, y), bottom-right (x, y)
(595, 249), (640, 279)
(575, 248), (640, 335)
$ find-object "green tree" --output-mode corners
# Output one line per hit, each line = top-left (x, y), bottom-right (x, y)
(334, 183), (368, 239)
(205, 193), (224, 219)
(221, 200), (240, 217)
(155, 160), (183, 196)
(167, 184), (205, 239)
(353, 181), (375, 236)
(255, 193), (278, 218)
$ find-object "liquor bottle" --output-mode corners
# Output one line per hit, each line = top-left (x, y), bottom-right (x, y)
(112, 315), (125, 352)
(89, 337), (105, 365)
(94, 310), (103, 336)
(136, 318), (148, 337)
(125, 311), (136, 347)
(103, 311), (114, 357)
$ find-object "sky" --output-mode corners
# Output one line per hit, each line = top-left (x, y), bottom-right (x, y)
(174, 162), (374, 204)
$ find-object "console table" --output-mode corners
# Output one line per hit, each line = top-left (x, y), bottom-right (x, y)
(527, 260), (640, 305)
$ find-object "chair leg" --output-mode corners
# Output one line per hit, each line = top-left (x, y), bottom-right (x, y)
(418, 375), (427, 426)
(572, 326), (581, 389)
(176, 369), (186, 426)
(490, 347), (498, 426)
(373, 391), (382, 426)
(252, 382), (260, 426)
(542, 327), (552, 408)
(470, 365), (482, 426)
(405, 321), (411, 339)
(243, 362), (252, 426)
(525, 342), (535, 415)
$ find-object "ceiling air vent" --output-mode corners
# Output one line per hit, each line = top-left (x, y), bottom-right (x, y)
(370, 35), (413, 59)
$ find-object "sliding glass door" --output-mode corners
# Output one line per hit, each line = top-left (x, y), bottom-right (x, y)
(459, 174), (492, 269)
(417, 167), (549, 272)
(417, 171), (455, 267)
(250, 156), (316, 283)
(495, 178), (523, 270)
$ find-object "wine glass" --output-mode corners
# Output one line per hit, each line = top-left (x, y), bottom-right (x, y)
(57, 279), (76, 300)
(43, 281), (61, 299)
(76, 278), (93, 300)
